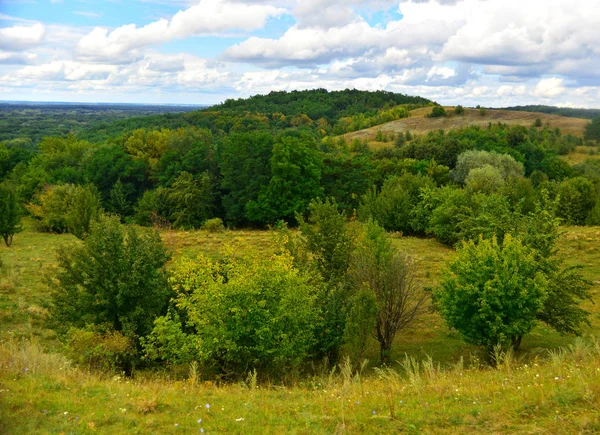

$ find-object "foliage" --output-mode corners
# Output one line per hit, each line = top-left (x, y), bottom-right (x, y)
(453, 150), (524, 184)
(49, 215), (172, 368)
(0, 183), (22, 246)
(298, 197), (355, 284)
(427, 106), (447, 118)
(65, 327), (136, 372)
(246, 135), (323, 224)
(27, 183), (102, 238)
(344, 287), (378, 364)
(350, 220), (427, 363)
(454, 105), (465, 115)
(157, 250), (322, 376)
(584, 116), (600, 142)
(167, 171), (215, 229)
(464, 165), (505, 194)
(555, 177), (596, 225)
(434, 235), (548, 351)
(202, 217), (225, 233)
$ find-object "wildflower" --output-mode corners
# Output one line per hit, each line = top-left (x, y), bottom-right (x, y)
(236, 418), (244, 422)
(205, 404), (210, 409)
(355, 401), (360, 405)
(197, 419), (202, 424)
(175, 424), (179, 427)
(372, 410), (376, 415)
(200, 429), (205, 433)
(24, 368), (29, 372)
(64, 412), (68, 415)
(43, 410), (47, 414)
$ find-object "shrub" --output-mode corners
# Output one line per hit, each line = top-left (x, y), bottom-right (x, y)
(434, 235), (547, 352)
(202, 217), (225, 233)
(27, 184), (102, 238)
(428, 106), (447, 118)
(65, 327), (136, 372)
(464, 165), (505, 194)
(454, 105), (465, 116)
(151, 251), (322, 377)
(50, 215), (172, 370)
(453, 150), (524, 184)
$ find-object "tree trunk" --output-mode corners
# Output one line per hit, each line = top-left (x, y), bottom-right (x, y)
(380, 341), (392, 365)
(511, 335), (523, 351)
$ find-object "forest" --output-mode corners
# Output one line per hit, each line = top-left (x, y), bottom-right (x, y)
(2, 89), (600, 432)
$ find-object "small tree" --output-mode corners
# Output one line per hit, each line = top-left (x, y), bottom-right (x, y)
(350, 220), (427, 363)
(0, 184), (22, 247)
(49, 215), (172, 370)
(434, 235), (547, 352)
(454, 105), (465, 116)
(428, 106), (447, 118)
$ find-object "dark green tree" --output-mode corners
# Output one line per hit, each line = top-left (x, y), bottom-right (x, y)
(0, 184), (22, 247)
(584, 116), (600, 142)
(50, 215), (172, 367)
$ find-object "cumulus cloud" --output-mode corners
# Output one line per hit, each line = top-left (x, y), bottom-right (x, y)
(0, 23), (45, 51)
(0, 51), (37, 65)
(76, 0), (285, 62)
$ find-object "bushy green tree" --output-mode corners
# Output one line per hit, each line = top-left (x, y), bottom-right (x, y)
(453, 150), (524, 184)
(555, 177), (596, 225)
(428, 106), (447, 118)
(434, 235), (547, 351)
(50, 215), (172, 369)
(0, 184), (22, 246)
(464, 165), (505, 194)
(147, 251), (321, 376)
(344, 287), (378, 364)
(167, 171), (215, 229)
(584, 115), (600, 143)
(27, 184), (102, 238)
(246, 135), (323, 224)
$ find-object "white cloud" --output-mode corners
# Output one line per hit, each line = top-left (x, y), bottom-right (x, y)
(76, 0), (285, 62)
(532, 77), (565, 98)
(0, 51), (37, 65)
(0, 23), (45, 51)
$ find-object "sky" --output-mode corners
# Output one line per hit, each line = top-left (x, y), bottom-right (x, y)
(0, 0), (599, 107)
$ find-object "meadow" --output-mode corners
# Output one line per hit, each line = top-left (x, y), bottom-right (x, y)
(1, 222), (599, 433)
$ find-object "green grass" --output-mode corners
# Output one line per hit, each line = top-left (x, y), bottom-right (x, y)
(1, 223), (600, 433)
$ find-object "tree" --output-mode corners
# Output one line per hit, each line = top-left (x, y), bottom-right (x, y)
(246, 134), (323, 225)
(584, 115), (600, 143)
(49, 215), (172, 368)
(0, 184), (22, 247)
(453, 150), (524, 184)
(350, 220), (427, 363)
(454, 105), (465, 116)
(145, 250), (321, 377)
(428, 106), (447, 118)
(434, 235), (547, 352)
(167, 171), (215, 229)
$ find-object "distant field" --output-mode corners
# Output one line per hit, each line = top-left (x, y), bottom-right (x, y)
(344, 107), (590, 147)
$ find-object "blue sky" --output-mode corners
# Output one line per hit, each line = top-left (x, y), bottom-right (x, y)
(0, 0), (599, 107)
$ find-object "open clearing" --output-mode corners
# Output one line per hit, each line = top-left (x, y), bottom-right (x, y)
(344, 107), (590, 147)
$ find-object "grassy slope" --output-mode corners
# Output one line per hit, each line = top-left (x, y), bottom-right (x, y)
(343, 107), (590, 148)
(1, 224), (600, 432)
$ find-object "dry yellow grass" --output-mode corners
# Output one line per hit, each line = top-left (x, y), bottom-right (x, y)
(344, 107), (590, 147)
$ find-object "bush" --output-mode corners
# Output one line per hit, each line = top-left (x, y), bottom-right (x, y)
(453, 150), (524, 184)
(428, 106), (447, 118)
(50, 215), (172, 370)
(434, 235), (547, 352)
(65, 327), (136, 372)
(464, 165), (505, 194)
(202, 217), (225, 233)
(454, 105), (465, 116)
(27, 184), (102, 238)
(149, 251), (323, 377)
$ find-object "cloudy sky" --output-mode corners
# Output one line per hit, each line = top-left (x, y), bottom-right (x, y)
(1, 0), (599, 107)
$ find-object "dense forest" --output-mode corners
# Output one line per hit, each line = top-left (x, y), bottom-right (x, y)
(1, 88), (599, 380)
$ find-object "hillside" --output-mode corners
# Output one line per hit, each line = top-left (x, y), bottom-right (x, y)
(344, 107), (590, 145)
(502, 105), (600, 120)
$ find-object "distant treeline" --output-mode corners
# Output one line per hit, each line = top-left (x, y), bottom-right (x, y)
(502, 105), (600, 120)
(0, 103), (206, 145)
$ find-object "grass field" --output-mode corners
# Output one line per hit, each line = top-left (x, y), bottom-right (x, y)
(344, 107), (591, 149)
(1, 224), (600, 433)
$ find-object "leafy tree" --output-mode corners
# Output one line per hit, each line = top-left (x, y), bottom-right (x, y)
(350, 220), (427, 363)
(0, 184), (22, 246)
(219, 132), (274, 226)
(435, 235), (547, 352)
(454, 105), (465, 116)
(464, 165), (505, 194)
(167, 171), (215, 229)
(344, 287), (378, 365)
(428, 106), (447, 118)
(107, 179), (132, 219)
(453, 150), (524, 184)
(584, 115), (600, 143)
(246, 135), (323, 224)
(148, 250), (321, 376)
(27, 184), (102, 238)
(555, 177), (596, 225)
(50, 215), (172, 369)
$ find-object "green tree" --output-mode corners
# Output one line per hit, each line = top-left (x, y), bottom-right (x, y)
(246, 135), (323, 224)
(434, 235), (547, 352)
(167, 171), (215, 229)
(584, 115), (600, 143)
(147, 250), (321, 376)
(344, 287), (378, 365)
(350, 221), (427, 363)
(454, 105), (465, 116)
(50, 215), (172, 368)
(0, 184), (22, 246)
